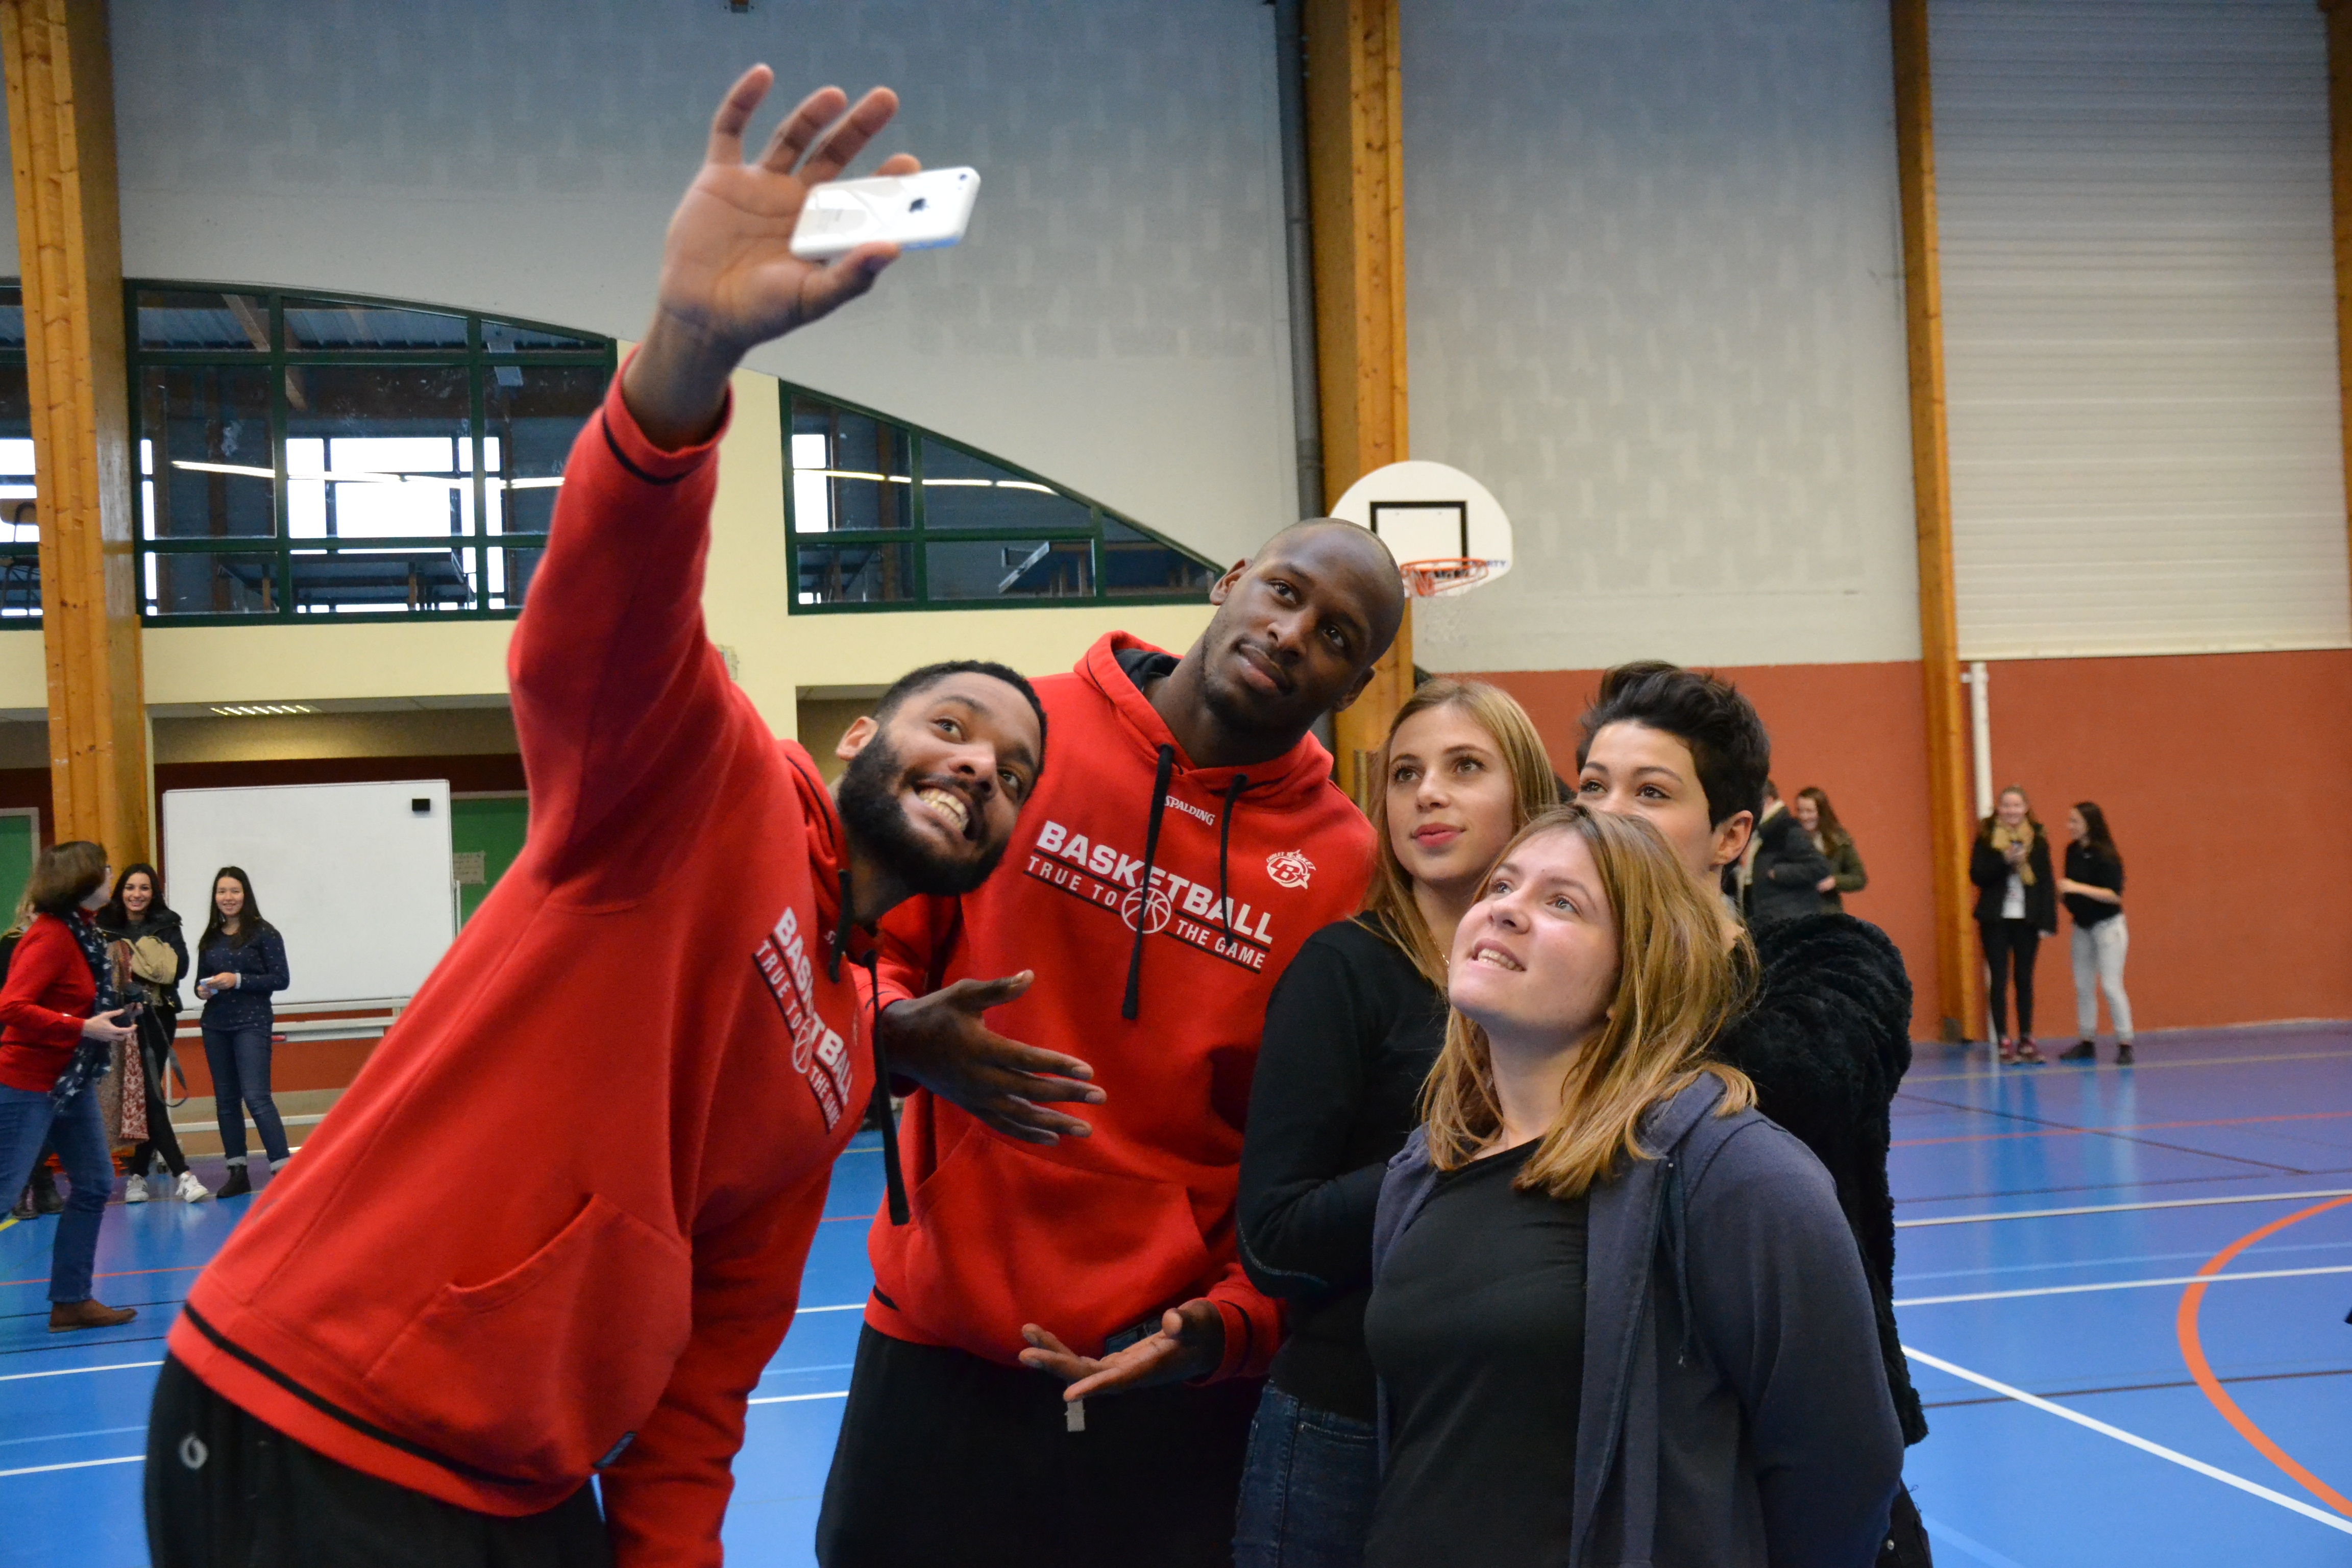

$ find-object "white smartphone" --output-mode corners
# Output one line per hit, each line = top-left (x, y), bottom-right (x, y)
(790, 167), (981, 261)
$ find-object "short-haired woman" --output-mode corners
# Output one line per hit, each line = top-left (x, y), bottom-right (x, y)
(0, 840), (144, 1331)
(1364, 806), (1901, 1566)
(194, 867), (290, 1198)
(1970, 786), (2056, 1064)
(1235, 679), (1560, 1568)
(2058, 801), (2133, 1065)
(1793, 786), (1868, 912)
(98, 864), (206, 1201)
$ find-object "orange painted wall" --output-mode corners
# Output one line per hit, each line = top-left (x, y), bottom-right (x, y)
(1978, 648), (2352, 1032)
(1456, 662), (1947, 1042)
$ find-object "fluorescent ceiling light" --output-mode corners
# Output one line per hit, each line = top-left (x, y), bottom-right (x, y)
(207, 702), (317, 717)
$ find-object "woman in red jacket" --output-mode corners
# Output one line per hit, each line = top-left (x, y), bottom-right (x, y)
(0, 839), (143, 1330)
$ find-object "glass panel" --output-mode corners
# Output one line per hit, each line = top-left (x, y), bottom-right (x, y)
(796, 541), (914, 605)
(926, 538), (1092, 601)
(486, 544), (543, 612)
(135, 289), (270, 352)
(0, 549), (37, 618)
(283, 299), (469, 351)
(920, 444), (1094, 532)
(1100, 518), (1217, 596)
(0, 363), (32, 544)
(285, 365), (473, 540)
(484, 364), (605, 538)
(290, 547), (477, 614)
(140, 365), (275, 539)
(789, 398), (910, 533)
(149, 551), (279, 615)
(0, 285), (24, 351)
(481, 319), (600, 354)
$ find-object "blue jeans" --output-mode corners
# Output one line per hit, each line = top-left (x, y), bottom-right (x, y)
(1234, 1383), (1380, 1568)
(202, 1025), (289, 1166)
(0, 1081), (112, 1302)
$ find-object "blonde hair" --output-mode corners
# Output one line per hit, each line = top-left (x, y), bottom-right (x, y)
(1362, 679), (1560, 988)
(1422, 805), (1755, 1199)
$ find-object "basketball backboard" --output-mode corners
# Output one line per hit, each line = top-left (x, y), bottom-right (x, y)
(1328, 460), (1512, 597)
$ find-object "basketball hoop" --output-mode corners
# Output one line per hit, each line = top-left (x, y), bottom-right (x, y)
(1398, 557), (1496, 598)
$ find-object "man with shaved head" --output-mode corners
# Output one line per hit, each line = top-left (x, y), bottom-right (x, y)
(817, 520), (1404, 1566)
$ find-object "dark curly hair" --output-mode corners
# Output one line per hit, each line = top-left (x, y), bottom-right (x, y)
(1574, 661), (1772, 828)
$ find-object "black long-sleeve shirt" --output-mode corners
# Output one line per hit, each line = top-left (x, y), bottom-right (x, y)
(1238, 915), (1448, 1420)
(2064, 842), (2124, 928)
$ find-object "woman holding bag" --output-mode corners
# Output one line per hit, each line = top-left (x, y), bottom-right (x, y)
(99, 865), (206, 1202)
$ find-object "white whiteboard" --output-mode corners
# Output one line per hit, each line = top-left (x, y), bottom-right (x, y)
(162, 780), (455, 1007)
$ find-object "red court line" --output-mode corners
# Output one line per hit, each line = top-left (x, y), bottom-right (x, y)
(2, 1262), (204, 1289)
(2176, 1193), (2352, 1518)
(1894, 1111), (2352, 1148)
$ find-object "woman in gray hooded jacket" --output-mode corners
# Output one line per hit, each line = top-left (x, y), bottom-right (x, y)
(1363, 805), (1902, 1567)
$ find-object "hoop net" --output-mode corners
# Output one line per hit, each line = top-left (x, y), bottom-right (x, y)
(1398, 557), (1493, 598)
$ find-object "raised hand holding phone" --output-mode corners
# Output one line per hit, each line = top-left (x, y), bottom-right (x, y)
(623, 68), (921, 451)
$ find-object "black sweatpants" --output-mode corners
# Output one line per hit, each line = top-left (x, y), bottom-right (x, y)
(131, 1014), (189, 1180)
(817, 1323), (1261, 1568)
(1980, 918), (2041, 1040)
(146, 1354), (612, 1568)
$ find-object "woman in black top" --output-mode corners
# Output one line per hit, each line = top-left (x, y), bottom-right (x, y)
(194, 866), (291, 1198)
(2057, 801), (2132, 1065)
(1364, 807), (1901, 1567)
(1235, 679), (1559, 1568)
(1969, 786), (2056, 1063)
(96, 864), (204, 1202)
(1793, 786), (1868, 912)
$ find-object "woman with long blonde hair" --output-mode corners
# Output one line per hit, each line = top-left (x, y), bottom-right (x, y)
(1236, 679), (1558, 1568)
(1363, 806), (1901, 1566)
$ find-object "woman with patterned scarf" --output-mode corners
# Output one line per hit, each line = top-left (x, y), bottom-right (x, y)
(1970, 786), (2059, 1063)
(0, 840), (144, 1330)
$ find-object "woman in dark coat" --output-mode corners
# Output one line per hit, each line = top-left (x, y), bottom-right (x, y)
(1970, 786), (2057, 1063)
(97, 864), (205, 1201)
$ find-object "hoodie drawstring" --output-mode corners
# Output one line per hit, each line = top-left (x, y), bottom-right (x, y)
(1121, 744), (1178, 1021)
(831, 867), (909, 1225)
(1216, 772), (1250, 942)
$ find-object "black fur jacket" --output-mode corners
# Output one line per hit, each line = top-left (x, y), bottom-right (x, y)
(1714, 911), (1927, 1446)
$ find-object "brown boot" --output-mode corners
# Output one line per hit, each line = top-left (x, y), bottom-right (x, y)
(48, 1298), (137, 1332)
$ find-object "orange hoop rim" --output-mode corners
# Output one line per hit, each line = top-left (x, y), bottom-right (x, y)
(1398, 556), (1494, 597)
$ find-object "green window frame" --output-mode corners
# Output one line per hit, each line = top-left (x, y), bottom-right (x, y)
(782, 382), (1220, 612)
(127, 282), (616, 624)
(0, 285), (38, 625)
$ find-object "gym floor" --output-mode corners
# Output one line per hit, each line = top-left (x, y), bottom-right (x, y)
(5, 1023), (2349, 1565)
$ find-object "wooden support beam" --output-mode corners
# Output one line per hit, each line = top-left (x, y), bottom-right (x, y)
(1, 0), (146, 865)
(1304, 0), (1412, 805)
(1890, 0), (1981, 1043)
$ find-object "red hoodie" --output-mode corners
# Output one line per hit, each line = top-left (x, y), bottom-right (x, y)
(167, 374), (871, 1566)
(864, 634), (1375, 1380)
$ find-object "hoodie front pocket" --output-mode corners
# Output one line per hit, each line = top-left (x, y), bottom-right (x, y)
(365, 1194), (692, 1485)
(892, 1133), (1215, 1362)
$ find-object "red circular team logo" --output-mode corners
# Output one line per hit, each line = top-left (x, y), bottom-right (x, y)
(1120, 884), (1174, 933)
(1265, 850), (1315, 890)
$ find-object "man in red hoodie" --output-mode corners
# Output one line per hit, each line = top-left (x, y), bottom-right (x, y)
(816, 531), (1405, 1562)
(144, 72), (1048, 1568)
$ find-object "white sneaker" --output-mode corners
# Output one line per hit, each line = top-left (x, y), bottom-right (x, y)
(175, 1171), (211, 1202)
(123, 1175), (149, 1204)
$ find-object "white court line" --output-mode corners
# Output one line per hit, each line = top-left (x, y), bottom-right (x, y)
(747, 1390), (849, 1406)
(1902, 1344), (2352, 1535)
(796, 1303), (862, 1313)
(1898, 1188), (2352, 1229)
(1896, 1263), (2352, 1308)
(0, 1359), (162, 1383)
(0, 1453), (141, 1480)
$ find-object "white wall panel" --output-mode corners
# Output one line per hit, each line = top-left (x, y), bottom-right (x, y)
(102, 0), (1297, 568)
(1401, 0), (1922, 673)
(1933, 0), (2349, 659)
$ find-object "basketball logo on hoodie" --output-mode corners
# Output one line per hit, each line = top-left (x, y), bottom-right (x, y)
(1120, 883), (1174, 934)
(1265, 850), (1315, 890)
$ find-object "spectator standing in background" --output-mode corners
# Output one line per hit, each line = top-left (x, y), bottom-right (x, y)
(0, 840), (142, 1331)
(99, 865), (206, 1202)
(2058, 802), (2132, 1065)
(194, 867), (290, 1198)
(1744, 779), (1832, 926)
(1971, 787), (2056, 1065)
(1235, 679), (1558, 1568)
(1794, 786), (1868, 912)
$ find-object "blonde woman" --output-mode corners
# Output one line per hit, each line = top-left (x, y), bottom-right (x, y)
(1364, 806), (1901, 1567)
(1236, 680), (1558, 1568)
(1970, 786), (2057, 1063)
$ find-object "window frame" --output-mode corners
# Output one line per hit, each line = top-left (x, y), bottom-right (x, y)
(0, 287), (35, 625)
(126, 282), (616, 626)
(780, 380), (1222, 614)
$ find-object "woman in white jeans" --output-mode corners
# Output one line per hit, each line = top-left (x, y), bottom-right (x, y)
(2058, 802), (2133, 1065)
